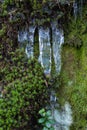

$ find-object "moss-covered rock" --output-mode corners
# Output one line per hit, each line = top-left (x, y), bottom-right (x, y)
(61, 8), (87, 129)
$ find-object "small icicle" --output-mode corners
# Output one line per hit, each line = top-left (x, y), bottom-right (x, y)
(18, 25), (36, 58)
(38, 26), (51, 75)
(73, 0), (78, 20)
(51, 21), (64, 74)
(25, 26), (36, 58)
(73, 0), (83, 20)
(18, 27), (28, 43)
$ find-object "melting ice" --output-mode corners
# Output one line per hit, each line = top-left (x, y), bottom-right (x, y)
(18, 25), (36, 58)
(51, 21), (64, 74)
(25, 26), (36, 58)
(38, 26), (51, 74)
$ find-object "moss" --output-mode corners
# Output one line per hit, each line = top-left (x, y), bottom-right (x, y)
(61, 18), (87, 129)
(0, 25), (7, 37)
(0, 49), (48, 130)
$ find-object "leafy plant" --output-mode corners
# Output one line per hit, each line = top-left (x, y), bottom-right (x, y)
(38, 108), (55, 130)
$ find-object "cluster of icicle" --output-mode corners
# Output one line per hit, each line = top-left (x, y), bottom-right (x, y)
(18, 21), (73, 130)
(18, 21), (64, 75)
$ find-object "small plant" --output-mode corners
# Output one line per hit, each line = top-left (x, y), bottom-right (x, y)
(38, 108), (55, 130)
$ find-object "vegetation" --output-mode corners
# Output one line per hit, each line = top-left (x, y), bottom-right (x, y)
(0, 49), (48, 130)
(38, 108), (55, 130)
(61, 9), (87, 129)
(0, 0), (87, 130)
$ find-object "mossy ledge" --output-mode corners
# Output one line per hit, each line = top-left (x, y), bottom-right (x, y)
(60, 7), (87, 129)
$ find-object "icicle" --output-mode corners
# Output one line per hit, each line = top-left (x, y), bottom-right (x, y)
(38, 26), (51, 75)
(18, 27), (28, 43)
(73, 0), (83, 20)
(25, 26), (36, 58)
(73, 0), (78, 20)
(51, 21), (64, 74)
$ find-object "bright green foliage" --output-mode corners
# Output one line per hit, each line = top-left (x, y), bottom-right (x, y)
(0, 49), (47, 130)
(38, 108), (55, 130)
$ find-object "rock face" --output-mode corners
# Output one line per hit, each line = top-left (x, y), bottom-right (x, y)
(0, 1), (87, 130)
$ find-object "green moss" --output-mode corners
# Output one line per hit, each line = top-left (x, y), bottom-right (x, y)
(0, 25), (7, 37)
(0, 49), (48, 130)
(61, 19), (87, 129)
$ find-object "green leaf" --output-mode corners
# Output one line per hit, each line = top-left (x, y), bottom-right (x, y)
(42, 112), (46, 117)
(39, 108), (45, 114)
(48, 116), (53, 120)
(43, 127), (48, 130)
(46, 110), (51, 116)
(38, 118), (45, 123)
(50, 127), (55, 130)
(48, 119), (55, 124)
(45, 121), (51, 128)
